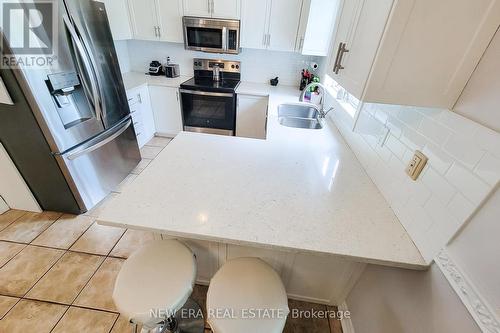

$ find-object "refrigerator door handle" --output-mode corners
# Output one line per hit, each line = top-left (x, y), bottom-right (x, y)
(65, 119), (132, 160)
(62, 14), (103, 122)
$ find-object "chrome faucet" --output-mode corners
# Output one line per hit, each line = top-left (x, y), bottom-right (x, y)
(299, 82), (334, 118)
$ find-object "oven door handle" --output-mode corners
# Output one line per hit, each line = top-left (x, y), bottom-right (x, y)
(179, 89), (234, 98)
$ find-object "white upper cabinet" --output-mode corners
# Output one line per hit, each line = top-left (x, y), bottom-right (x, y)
(183, 0), (240, 19)
(103, 0), (133, 40)
(241, 0), (302, 52)
(128, 0), (158, 40)
(129, 0), (184, 42)
(157, 0), (184, 43)
(267, 0), (303, 52)
(240, 0), (270, 49)
(296, 0), (340, 56)
(364, 0), (500, 108)
(329, 0), (500, 109)
(329, 0), (393, 99)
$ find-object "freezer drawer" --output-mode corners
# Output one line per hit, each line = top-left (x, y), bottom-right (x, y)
(56, 118), (140, 212)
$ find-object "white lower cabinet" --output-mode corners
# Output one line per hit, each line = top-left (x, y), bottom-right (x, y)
(126, 85), (155, 148)
(169, 237), (366, 305)
(149, 86), (183, 137)
(236, 94), (268, 140)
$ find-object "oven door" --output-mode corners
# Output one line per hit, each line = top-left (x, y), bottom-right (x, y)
(180, 89), (236, 135)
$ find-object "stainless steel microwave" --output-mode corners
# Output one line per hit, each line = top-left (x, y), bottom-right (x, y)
(183, 17), (240, 54)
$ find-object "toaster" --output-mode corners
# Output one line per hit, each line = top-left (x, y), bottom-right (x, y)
(165, 64), (180, 78)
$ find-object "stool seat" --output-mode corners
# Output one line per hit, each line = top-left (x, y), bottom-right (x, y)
(207, 257), (289, 333)
(113, 240), (197, 325)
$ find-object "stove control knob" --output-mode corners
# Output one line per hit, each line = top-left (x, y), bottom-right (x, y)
(236, 65), (240, 69)
(231, 64), (235, 69)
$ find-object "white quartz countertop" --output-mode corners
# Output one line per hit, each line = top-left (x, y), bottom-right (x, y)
(122, 71), (191, 91)
(99, 82), (426, 269)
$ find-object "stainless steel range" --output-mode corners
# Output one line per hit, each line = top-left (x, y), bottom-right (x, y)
(180, 59), (241, 136)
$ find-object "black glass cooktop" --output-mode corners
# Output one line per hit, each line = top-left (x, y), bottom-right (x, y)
(180, 77), (241, 93)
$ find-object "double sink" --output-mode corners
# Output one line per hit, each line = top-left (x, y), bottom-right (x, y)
(278, 103), (324, 130)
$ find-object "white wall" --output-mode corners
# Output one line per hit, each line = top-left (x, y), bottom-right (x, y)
(125, 40), (322, 86)
(454, 28), (500, 132)
(346, 264), (480, 333)
(0, 197), (8, 214)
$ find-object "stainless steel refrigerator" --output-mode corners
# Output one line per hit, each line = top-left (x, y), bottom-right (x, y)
(0, 0), (141, 214)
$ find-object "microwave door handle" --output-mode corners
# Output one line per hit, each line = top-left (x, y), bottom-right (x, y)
(222, 27), (228, 51)
(63, 14), (103, 123)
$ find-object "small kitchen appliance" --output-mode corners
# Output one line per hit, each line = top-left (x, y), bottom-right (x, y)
(183, 17), (240, 54)
(148, 61), (164, 76)
(165, 64), (180, 78)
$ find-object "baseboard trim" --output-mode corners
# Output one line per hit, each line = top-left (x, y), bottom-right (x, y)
(436, 249), (500, 333)
(338, 302), (355, 333)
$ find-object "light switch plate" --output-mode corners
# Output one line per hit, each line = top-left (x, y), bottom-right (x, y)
(406, 150), (428, 180)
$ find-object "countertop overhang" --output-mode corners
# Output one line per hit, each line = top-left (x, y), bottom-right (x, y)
(99, 82), (427, 270)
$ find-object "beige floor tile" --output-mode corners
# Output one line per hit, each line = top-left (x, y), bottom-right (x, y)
(0, 246), (64, 297)
(84, 193), (119, 218)
(70, 222), (125, 256)
(0, 210), (26, 232)
(327, 306), (343, 333)
(31, 214), (94, 249)
(52, 306), (118, 333)
(26, 252), (105, 304)
(0, 299), (67, 333)
(284, 299), (330, 333)
(146, 136), (172, 148)
(0, 211), (62, 244)
(140, 145), (163, 159)
(109, 229), (156, 258)
(110, 314), (140, 333)
(114, 173), (138, 193)
(131, 158), (152, 175)
(0, 241), (26, 267)
(74, 257), (124, 312)
(0, 295), (19, 319)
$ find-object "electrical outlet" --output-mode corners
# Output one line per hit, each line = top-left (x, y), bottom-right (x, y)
(406, 150), (428, 180)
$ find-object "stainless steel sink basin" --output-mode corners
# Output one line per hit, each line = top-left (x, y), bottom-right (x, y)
(278, 103), (323, 129)
(279, 117), (323, 129)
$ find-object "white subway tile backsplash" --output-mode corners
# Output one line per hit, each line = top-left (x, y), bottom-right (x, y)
(385, 135), (407, 160)
(336, 101), (497, 263)
(443, 134), (486, 169)
(445, 163), (490, 204)
(474, 153), (500, 186)
(421, 167), (456, 204)
(418, 117), (451, 145)
(447, 192), (475, 223)
(400, 127), (427, 150)
(398, 108), (424, 129)
(422, 143), (453, 175)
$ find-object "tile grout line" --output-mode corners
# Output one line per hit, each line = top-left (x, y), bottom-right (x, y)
(0, 211), (29, 233)
(28, 213), (67, 246)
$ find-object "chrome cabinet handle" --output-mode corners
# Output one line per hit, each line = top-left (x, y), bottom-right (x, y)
(336, 42), (349, 74)
(157, 26), (161, 38)
(333, 42), (343, 74)
(63, 14), (102, 122)
(262, 33), (266, 46)
(137, 93), (142, 104)
(299, 37), (304, 51)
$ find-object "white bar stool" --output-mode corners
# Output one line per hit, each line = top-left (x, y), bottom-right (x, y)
(206, 257), (290, 333)
(112, 240), (205, 333)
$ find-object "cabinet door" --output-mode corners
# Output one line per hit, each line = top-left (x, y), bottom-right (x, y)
(183, 0), (211, 17)
(103, 0), (132, 40)
(364, 0), (500, 108)
(240, 0), (270, 49)
(128, 0), (158, 40)
(156, 0), (184, 43)
(267, 0), (303, 52)
(138, 85), (156, 143)
(300, 0), (340, 56)
(334, 0), (392, 99)
(236, 95), (268, 140)
(149, 86), (183, 137)
(212, 0), (241, 19)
